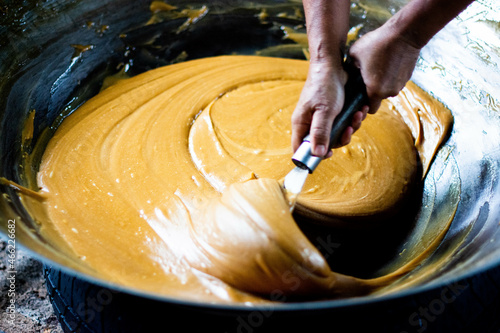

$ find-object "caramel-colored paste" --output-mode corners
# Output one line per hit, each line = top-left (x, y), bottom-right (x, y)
(35, 56), (452, 303)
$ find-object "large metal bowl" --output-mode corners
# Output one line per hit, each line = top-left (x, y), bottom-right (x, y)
(1, 0), (499, 332)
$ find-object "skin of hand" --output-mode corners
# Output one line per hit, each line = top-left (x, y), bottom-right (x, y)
(348, 23), (421, 116)
(292, 0), (475, 158)
(291, 0), (358, 158)
(292, 25), (420, 158)
(291, 62), (368, 158)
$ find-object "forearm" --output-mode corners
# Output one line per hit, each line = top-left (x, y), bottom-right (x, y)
(386, 0), (475, 49)
(292, 0), (475, 154)
(303, 0), (351, 66)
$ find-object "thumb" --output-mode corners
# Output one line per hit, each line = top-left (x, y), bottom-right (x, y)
(309, 103), (341, 157)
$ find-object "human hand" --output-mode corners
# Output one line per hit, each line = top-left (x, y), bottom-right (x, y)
(292, 0), (471, 160)
(291, 61), (369, 158)
(349, 24), (421, 114)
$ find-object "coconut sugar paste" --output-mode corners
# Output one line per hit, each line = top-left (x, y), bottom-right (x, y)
(34, 56), (453, 303)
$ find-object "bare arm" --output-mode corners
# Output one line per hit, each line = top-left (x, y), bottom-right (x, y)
(387, 0), (475, 49)
(349, 0), (475, 112)
(292, 0), (475, 157)
(291, 0), (352, 157)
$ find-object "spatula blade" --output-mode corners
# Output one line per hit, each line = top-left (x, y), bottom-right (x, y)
(283, 166), (309, 195)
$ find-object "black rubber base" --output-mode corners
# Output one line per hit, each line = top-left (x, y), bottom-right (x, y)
(44, 264), (500, 333)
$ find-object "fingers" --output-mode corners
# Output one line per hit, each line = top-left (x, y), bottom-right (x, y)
(292, 100), (370, 158)
(339, 126), (354, 147)
(292, 106), (368, 159)
(291, 64), (372, 158)
(332, 107), (368, 148)
(367, 98), (382, 114)
(291, 65), (346, 156)
(309, 104), (340, 156)
(292, 103), (339, 157)
(349, 43), (383, 115)
(351, 108), (367, 132)
(291, 20), (421, 160)
(291, 108), (313, 153)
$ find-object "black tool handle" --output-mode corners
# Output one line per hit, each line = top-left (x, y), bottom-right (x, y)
(328, 57), (368, 149)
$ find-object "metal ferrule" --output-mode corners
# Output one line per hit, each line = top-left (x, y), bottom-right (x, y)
(291, 137), (322, 173)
